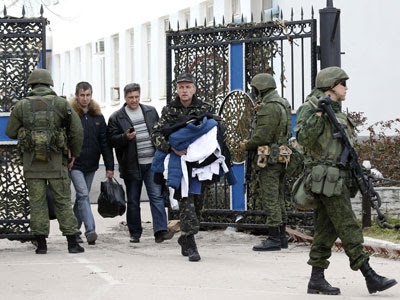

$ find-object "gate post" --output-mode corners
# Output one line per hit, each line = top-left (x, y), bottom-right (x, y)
(319, 0), (341, 68)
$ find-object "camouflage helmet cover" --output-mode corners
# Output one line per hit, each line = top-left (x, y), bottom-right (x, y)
(315, 66), (349, 89)
(250, 73), (276, 93)
(27, 69), (54, 86)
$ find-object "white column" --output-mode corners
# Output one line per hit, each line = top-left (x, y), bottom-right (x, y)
(240, 0), (252, 21)
(190, 4), (204, 27)
(150, 18), (161, 102)
(214, 0), (233, 25)
(103, 36), (112, 104)
(118, 30), (128, 95)
(80, 45), (87, 82)
(91, 42), (102, 103)
(133, 25), (143, 86)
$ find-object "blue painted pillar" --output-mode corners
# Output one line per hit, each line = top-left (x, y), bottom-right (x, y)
(230, 43), (246, 210)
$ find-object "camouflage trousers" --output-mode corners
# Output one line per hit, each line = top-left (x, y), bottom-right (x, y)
(26, 168), (78, 236)
(308, 184), (369, 270)
(179, 193), (204, 236)
(259, 163), (287, 227)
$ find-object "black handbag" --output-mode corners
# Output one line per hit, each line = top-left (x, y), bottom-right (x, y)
(97, 177), (126, 218)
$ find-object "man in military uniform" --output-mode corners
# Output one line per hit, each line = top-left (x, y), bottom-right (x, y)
(151, 72), (213, 262)
(294, 66), (397, 295)
(240, 73), (292, 252)
(6, 69), (84, 254)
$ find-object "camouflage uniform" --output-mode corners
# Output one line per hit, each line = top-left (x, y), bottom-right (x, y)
(6, 86), (83, 236)
(245, 89), (291, 227)
(294, 88), (369, 271)
(151, 95), (213, 235)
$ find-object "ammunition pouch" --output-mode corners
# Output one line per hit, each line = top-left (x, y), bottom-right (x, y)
(257, 145), (270, 168)
(268, 143), (280, 165)
(256, 144), (294, 169)
(308, 165), (343, 197)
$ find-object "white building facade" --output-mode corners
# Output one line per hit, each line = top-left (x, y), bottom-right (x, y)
(7, 0), (400, 129)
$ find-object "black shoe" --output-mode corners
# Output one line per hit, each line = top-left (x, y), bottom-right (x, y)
(186, 234), (201, 262)
(154, 230), (175, 243)
(178, 235), (189, 257)
(253, 227), (281, 251)
(130, 236), (140, 243)
(307, 266), (341, 295)
(360, 261), (398, 294)
(35, 235), (47, 254)
(280, 224), (288, 249)
(66, 235), (85, 253)
(86, 232), (97, 245)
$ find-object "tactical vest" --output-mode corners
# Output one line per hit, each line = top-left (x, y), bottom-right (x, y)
(18, 95), (68, 178)
(305, 97), (356, 165)
(261, 95), (292, 145)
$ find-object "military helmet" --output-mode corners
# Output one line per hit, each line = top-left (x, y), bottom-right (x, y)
(250, 73), (276, 93)
(27, 69), (54, 86)
(315, 66), (349, 89)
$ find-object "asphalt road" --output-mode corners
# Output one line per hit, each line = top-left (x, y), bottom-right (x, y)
(1, 203), (399, 300)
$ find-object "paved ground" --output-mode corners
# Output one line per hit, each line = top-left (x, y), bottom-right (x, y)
(1, 203), (399, 300)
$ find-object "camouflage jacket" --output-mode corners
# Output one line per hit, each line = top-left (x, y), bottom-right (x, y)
(151, 95), (214, 153)
(6, 86), (83, 158)
(294, 89), (356, 167)
(246, 89), (292, 150)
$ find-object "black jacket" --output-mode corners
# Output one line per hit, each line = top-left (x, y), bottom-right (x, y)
(107, 103), (159, 180)
(70, 97), (114, 173)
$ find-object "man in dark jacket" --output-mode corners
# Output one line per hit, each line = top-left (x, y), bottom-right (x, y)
(107, 83), (174, 243)
(70, 82), (114, 245)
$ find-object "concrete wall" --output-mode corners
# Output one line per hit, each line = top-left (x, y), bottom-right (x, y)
(351, 187), (400, 220)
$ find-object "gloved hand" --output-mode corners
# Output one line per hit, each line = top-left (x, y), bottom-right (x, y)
(316, 97), (330, 113)
(239, 140), (247, 151)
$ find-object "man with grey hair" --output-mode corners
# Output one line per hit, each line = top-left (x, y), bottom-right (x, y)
(107, 83), (174, 243)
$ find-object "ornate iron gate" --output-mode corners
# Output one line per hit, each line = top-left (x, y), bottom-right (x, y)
(166, 10), (317, 230)
(0, 7), (47, 239)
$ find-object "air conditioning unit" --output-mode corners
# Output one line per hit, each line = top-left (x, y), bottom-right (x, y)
(95, 40), (104, 54)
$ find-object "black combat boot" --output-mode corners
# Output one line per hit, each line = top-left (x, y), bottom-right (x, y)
(186, 234), (201, 262)
(280, 224), (288, 249)
(360, 260), (397, 294)
(307, 266), (341, 295)
(35, 235), (47, 254)
(252, 227), (281, 251)
(66, 235), (85, 253)
(177, 235), (189, 257)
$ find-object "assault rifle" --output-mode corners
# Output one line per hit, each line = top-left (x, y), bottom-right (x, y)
(318, 96), (391, 228)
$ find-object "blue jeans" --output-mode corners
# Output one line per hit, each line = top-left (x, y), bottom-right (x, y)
(70, 169), (96, 237)
(124, 164), (168, 238)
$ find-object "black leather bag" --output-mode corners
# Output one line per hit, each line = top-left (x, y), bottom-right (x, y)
(97, 177), (126, 218)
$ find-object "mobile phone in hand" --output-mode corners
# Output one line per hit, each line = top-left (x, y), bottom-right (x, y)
(128, 127), (135, 133)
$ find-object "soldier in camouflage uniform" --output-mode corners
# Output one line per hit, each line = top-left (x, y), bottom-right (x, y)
(151, 72), (213, 262)
(5, 69), (84, 254)
(240, 73), (292, 252)
(294, 66), (397, 295)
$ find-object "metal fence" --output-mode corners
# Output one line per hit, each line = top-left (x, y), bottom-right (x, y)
(166, 9), (318, 230)
(0, 6), (47, 239)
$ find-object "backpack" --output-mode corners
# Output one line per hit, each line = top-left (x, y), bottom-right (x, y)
(18, 96), (69, 178)
(20, 96), (68, 162)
